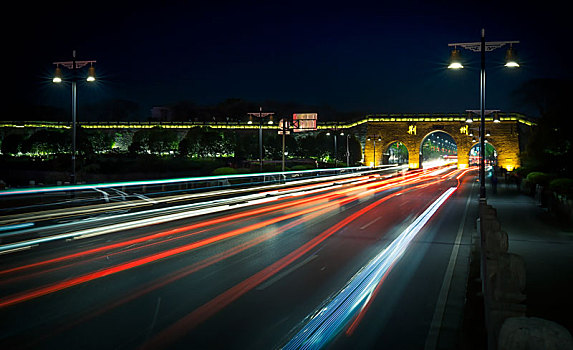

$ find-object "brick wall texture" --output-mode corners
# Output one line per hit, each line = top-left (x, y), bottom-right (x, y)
(364, 120), (521, 170)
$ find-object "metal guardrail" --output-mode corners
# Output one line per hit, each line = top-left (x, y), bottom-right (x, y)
(0, 165), (406, 214)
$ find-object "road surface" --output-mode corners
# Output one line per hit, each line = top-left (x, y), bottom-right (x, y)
(0, 167), (478, 349)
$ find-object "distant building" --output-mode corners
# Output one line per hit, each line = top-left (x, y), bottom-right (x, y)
(150, 106), (173, 121)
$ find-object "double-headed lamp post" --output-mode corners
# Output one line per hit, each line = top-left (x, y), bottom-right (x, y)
(367, 136), (382, 167)
(326, 127), (343, 168)
(53, 50), (96, 185)
(248, 107), (274, 172)
(340, 131), (350, 166)
(448, 28), (519, 199)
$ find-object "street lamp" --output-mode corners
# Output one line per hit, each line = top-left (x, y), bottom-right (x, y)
(279, 118), (291, 172)
(367, 136), (382, 167)
(326, 128), (343, 168)
(341, 131), (350, 166)
(53, 50), (96, 185)
(448, 29), (519, 199)
(248, 107), (274, 172)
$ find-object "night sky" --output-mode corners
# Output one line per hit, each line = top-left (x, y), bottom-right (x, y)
(6, 1), (572, 120)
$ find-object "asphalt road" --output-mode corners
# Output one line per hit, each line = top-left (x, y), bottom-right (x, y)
(0, 167), (478, 349)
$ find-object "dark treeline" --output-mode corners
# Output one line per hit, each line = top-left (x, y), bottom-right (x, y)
(513, 78), (573, 177)
(7, 98), (365, 123)
(0, 125), (364, 186)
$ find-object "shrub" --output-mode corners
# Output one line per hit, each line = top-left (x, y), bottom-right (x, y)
(291, 165), (308, 171)
(525, 172), (552, 186)
(212, 167), (237, 175)
(549, 178), (573, 198)
(235, 168), (251, 174)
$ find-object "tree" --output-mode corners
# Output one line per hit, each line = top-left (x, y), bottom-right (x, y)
(178, 127), (233, 158)
(170, 100), (198, 122)
(84, 99), (141, 121)
(1, 133), (25, 155)
(215, 98), (257, 122)
(21, 129), (69, 156)
(347, 135), (363, 165)
(128, 129), (151, 155)
(514, 79), (573, 176)
(77, 128), (114, 156)
(148, 127), (179, 155)
(178, 127), (202, 157)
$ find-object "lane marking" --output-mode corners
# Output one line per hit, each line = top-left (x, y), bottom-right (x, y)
(256, 254), (319, 291)
(424, 182), (474, 350)
(283, 187), (458, 349)
(0, 244), (37, 256)
(359, 216), (383, 230)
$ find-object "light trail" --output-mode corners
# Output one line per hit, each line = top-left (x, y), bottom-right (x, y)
(0, 171), (387, 253)
(0, 176), (369, 275)
(141, 171), (462, 349)
(0, 166), (391, 197)
(42, 207), (336, 342)
(0, 171), (379, 227)
(282, 187), (458, 349)
(0, 167), (437, 274)
(0, 168), (451, 308)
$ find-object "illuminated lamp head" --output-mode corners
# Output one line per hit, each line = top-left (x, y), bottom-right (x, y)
(87, 65), (96, 82)
(448, 48), (463, 69)
(504, 45), (519, 68)
(53, 66), (63, 83)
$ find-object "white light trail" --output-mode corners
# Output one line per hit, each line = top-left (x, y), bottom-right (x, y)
(283, 187), (457, 349)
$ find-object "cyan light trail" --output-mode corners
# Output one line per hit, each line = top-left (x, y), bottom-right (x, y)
(0, 166), (396, 197)
(283, 187), (457, 349)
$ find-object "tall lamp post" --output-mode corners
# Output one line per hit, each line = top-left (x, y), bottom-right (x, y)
(341, 131), (350, 166)
(248, 107), (274, 172)
(326, 128), (341, 168)
(279, 118), (291, 172)
(53, 50), (96, 185)
(367, 136), (381, 167)
(448, 28), (519, 199)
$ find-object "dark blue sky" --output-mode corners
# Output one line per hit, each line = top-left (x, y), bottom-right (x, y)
(7, 1), (572, 119)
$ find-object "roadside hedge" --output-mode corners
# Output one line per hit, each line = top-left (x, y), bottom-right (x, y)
(212, 167), (238, 175)
(549, 178), (573, 198)
(525, 172), (552, 186)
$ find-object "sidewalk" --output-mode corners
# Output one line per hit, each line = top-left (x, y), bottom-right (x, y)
(484, 177), (573, 335)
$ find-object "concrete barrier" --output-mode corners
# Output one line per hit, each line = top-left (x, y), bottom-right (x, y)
(498, 317), (573, 350)
(478, 200), (572, 349)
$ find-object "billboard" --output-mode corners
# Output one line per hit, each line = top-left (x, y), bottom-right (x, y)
(292, 113), (317, 132)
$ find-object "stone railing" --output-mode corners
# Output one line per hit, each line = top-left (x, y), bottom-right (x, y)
(478, 199), (573, 349)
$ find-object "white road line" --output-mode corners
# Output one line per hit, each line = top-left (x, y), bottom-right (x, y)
(424, 182), (474, 350)
(0, 244), (37, 256)
(359, 216), (383, 230)
(256, 254), (319, 291)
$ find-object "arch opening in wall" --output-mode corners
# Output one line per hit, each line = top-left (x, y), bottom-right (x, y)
(420, 131), (458, 168)
(469, 141), (497, 169)
(383, 141), (409, 165)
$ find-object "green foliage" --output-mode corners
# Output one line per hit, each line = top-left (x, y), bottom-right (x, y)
(291, 165), (308, 171)
(21, 129), (70, 156)
(77, 128), (115, 156)
(178, 127), (233, 158)
(517, 79), (573, 177)
(129, 127), (179, 155)
(212, 167), (237, 175)
(512, 166), (530, 177)
(549, 178), (573, 198)
(525, 171), (552, 186)
(1, 134), (25, 155)
(235, 168), (252, 174)
(387, 141), (409, 164)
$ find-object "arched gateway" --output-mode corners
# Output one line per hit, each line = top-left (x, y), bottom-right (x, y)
(2, 111), (534, 171)
(354, 112), (534, 171)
